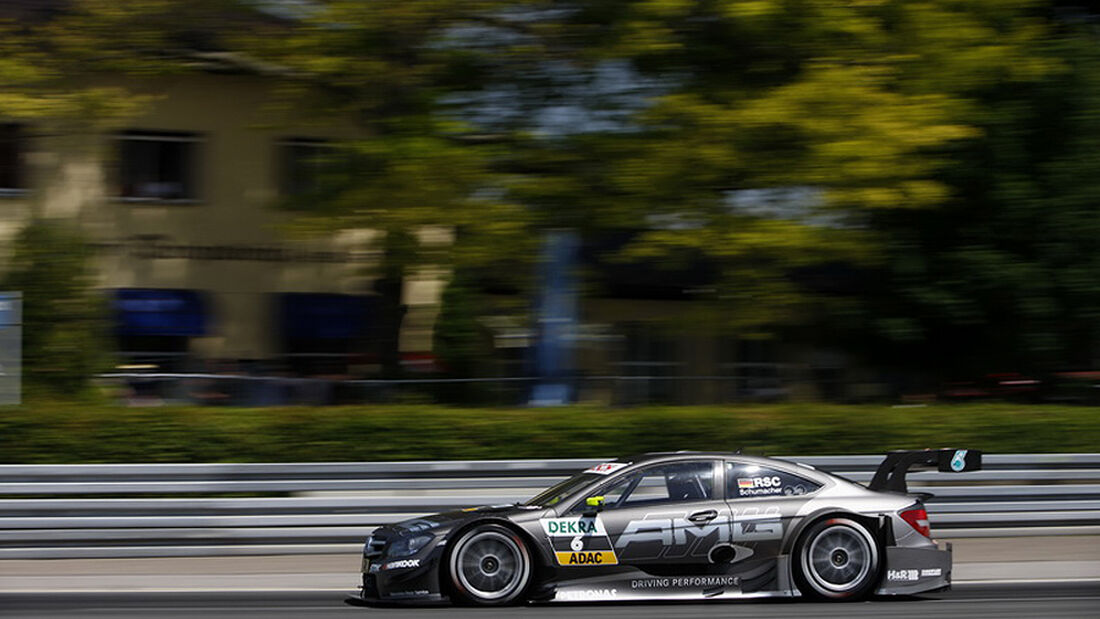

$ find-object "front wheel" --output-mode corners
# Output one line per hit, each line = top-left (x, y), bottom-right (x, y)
(793, 517), (880, 601)
(447, 524), (531, 605)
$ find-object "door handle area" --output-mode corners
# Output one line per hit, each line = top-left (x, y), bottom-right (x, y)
(688, 509), (718, 523)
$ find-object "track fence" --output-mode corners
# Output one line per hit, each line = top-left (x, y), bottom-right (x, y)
(1, 454), (1097, 559)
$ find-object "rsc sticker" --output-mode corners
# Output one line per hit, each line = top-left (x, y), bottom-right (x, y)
(737, 476), (783, 496)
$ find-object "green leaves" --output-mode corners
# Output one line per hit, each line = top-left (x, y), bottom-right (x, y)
(2, 1), (1092, 376)
(3, 402), (1098, 463)
(1, 221), (110, 396)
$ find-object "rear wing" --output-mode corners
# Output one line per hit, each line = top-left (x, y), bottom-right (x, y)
(868, 449), (982, 493)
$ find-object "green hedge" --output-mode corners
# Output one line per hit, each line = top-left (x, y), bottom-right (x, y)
(0, 402), (1096, 463)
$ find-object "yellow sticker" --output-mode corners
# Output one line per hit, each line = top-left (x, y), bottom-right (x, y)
(555, 551), (619, 566)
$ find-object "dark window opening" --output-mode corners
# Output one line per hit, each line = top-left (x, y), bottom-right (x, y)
(116, 131), (199, 200)
(115, 335), (191, 372)
(0, 124), (26, 191)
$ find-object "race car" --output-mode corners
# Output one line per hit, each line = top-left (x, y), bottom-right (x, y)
(350, 448), (981, 606)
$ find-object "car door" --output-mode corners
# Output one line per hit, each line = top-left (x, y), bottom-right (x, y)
(570, 460), (730, 570)
(723, 460), (823, 591)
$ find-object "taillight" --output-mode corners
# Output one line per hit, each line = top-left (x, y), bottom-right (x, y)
(900, 506), (932, 538)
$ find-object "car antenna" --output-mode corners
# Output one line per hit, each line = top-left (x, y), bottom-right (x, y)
(734, 446), (743, 455)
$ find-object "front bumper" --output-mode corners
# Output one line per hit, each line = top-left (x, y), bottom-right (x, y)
(876, 542), (952, 595)
(355, 542), (449, 604)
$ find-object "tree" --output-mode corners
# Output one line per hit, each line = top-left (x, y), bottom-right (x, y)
(1, 1), (534, 379)
(242, 1), (1078, 377)
(0, 0), (261, 129)
(840, 20), (1100, 379)
(1, 221), (109, 396)
(12, 0), (1083, 389)
(523, 1), (1057, 337)
(0, 1), (197, 396)
(236, 1), (538, 376)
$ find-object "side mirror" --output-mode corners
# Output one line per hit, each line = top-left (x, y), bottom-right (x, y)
(584, 496), (605, 514)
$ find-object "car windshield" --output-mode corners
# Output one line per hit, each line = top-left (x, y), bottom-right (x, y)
(524, 473), (601, 508)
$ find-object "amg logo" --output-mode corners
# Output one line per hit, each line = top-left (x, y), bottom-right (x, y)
(615, 512), (783, 550)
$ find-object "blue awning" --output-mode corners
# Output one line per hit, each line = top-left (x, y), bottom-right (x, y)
(114, 289), (208, 337)
(280, 293), (374, 340)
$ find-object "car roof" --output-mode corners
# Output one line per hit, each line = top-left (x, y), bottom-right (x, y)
(620, 451), (788, 466)
(613, 451), (829, 479)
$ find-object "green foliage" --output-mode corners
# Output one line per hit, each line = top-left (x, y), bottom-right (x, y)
(0, 221), (110, 396)
(1, 0), (1095, 380)
(434, 272), (494, 378)
(245, 1), (539, 373)
(0, 0), (256, 126)
(838, 27), (1100, 376)
(0, 402), (1095, 463)
(556, 0), (1052, 332)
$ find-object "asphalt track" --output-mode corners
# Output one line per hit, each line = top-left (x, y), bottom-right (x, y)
(2, 582), (1098, 618)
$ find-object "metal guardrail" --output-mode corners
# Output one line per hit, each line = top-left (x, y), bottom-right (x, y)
(1, 455), (1098, 559)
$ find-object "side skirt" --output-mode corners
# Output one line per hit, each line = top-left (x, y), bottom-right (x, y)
(544, 561), (801, 604)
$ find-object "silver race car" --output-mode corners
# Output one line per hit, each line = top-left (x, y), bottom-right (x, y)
(350, 448), (981, 606)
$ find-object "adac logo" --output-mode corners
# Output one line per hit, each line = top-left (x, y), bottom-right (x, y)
(950, 450), (968, 472)
(555, 551), (618, 565)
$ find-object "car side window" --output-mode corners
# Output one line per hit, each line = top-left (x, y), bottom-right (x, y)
(726, 462), (821, 499)
(574, 461), (716, 512)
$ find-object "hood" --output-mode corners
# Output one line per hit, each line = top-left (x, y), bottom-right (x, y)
(387, 503), (543, 536)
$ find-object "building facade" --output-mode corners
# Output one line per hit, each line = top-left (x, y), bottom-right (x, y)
(1, 72), (444, 374)
(0, 72), (861, 403)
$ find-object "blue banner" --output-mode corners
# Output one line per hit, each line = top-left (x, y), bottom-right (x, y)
(114, 289), (208, 336)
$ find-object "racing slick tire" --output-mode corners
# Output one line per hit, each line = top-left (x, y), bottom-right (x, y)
(447, 523), (532, 606)
(793, 516), (881, 601)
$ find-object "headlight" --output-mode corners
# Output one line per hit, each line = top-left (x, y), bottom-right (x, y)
(388, 534), (434, 558)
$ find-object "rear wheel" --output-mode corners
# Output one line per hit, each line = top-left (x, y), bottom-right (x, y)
(794, 517), (880, 601)
(447, 524), (531, 606)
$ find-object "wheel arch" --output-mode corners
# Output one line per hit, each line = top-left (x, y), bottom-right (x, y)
(785, 509), (889, 600)
(439, 518), (545, 601)
(782, 508), (887, 557)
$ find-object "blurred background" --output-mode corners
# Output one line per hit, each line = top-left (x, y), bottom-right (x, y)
(0, 0), (1097, 412)
(0, 4), (1098, 616)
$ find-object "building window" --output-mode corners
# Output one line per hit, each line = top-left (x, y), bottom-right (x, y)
(0, 124), (26, 194)
(279, 138), (335, 197)
(116, 131), (200, 201)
